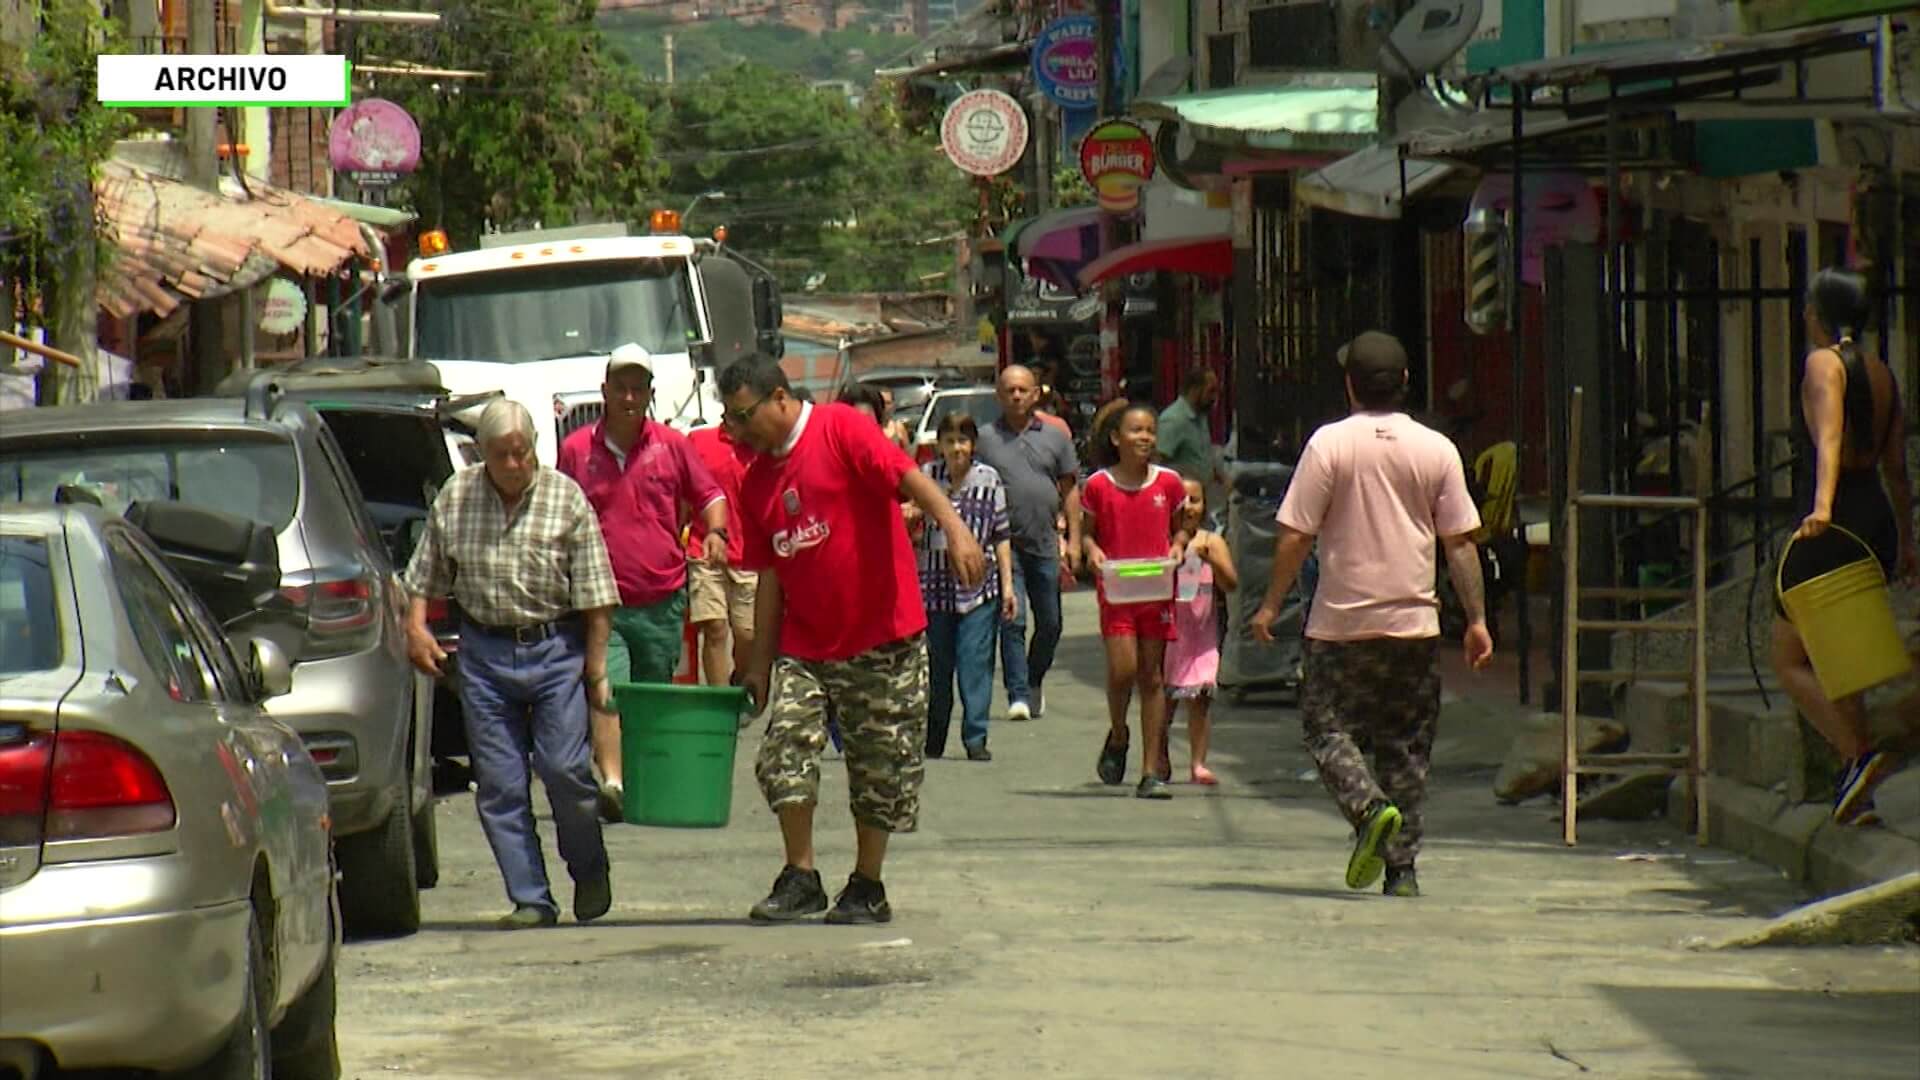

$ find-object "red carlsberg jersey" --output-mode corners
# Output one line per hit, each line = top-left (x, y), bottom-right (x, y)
(738, 403), (926, 662)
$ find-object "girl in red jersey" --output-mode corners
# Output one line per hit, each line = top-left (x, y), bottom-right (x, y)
(1080, 403), (1190, 799)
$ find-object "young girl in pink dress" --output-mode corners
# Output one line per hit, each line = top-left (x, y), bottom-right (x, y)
(1165, 477), (1238, 785)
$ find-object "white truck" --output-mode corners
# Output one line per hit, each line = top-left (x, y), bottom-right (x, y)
(400, 217), (779, 462)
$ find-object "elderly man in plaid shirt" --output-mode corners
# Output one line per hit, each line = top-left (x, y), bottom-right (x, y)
(404, 398), (621, 930)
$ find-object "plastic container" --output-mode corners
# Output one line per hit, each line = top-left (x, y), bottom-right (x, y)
(613, 682), (749, 828)
(1776, 526), (1910, 701)
(1103, 557), (1177, 604)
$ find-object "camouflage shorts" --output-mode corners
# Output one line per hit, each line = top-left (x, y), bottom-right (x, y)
(755, 635), (930, 833)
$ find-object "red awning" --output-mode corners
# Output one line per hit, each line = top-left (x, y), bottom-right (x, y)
(1078, 234), (1233, 289)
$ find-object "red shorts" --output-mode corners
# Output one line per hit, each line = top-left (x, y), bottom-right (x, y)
(1099, 599), (1175, 641)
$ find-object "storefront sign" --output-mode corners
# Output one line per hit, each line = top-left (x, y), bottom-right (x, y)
(1032, 15), (1099, 110)
(941, 89), (1029, 178)
(258, 278), (307, 335)
(328, 98), (420, 176)
(1079, 119), (1156, 213)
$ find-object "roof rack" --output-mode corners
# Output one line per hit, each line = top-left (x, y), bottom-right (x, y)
(242, 370), (285, 421)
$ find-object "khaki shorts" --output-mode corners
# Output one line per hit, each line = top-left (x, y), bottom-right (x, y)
(688, 560), (757, 635)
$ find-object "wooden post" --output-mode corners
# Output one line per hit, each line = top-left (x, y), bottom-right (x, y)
(1562, 387), (1583, 846)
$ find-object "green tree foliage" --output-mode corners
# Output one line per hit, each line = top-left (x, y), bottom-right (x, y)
(598, 13), (910, 86)
(647, 64), (972, 293)
(352, 0), (660, 245)
(0, 1), (129, 317)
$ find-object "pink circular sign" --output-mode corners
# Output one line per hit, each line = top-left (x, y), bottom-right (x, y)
(328, 98), (421, 175)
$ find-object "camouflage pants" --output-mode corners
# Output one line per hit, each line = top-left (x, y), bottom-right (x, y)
(1300, 637), (1440, 868)
(756, 635), (930, 833)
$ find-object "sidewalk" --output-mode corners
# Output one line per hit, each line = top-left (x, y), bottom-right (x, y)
(335, 589), (1920, 1079)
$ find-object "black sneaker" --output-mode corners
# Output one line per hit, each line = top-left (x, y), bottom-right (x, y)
(966, 743), (992, 762)
(748, 865), (828, 923)
(573, 869), (612, 922)
(825, 872), (893, 925)
(1383, 866), (1420, 898)
(1097, 733), (1129, 785)
(1135, 775), (1173, 800)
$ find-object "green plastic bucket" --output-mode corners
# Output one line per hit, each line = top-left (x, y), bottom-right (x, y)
(613, 682), (749, 828)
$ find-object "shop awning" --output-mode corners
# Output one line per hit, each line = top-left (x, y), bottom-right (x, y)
(1296, 144), (1457, 220)
(1003, 205), (1106, 293)
(1132, 79), (1379, 153)
(95, 159), (374, 319)
(1078, 234), (1232, 290)
(308, 195), (418, 229)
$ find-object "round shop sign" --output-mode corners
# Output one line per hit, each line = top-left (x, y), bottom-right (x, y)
(1079, 119), (1156, 213)
(941, 89), (1030, 178)
(258, 278), (307, 335)
(1032, 15), (1099, 110)
(328, 98), (421, 176)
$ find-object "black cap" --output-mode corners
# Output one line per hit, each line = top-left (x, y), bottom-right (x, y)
(1340, 331), (1408, 398)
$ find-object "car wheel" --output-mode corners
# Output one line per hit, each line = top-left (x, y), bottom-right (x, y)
(413, 795), (439, 890)
(336, 786), (420, 938)
(183, 904), (270, 1080)
(271, 903), (340, 1080)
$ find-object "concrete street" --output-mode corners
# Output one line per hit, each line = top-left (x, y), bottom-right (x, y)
(338, 592), (1920, 1079)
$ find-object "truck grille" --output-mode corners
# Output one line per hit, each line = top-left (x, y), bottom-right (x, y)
(556, 401), (603, 443)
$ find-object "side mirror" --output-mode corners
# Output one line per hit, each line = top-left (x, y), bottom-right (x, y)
(250, 638), (293, 700)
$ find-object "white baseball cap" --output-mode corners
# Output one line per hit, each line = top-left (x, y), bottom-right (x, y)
(609, 342), (653, 374)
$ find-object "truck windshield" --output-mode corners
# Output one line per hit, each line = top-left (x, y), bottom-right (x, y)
(414, 258), (697, 363)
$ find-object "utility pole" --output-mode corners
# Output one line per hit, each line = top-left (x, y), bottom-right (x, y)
(185, 0), (218, 191)
(663, 33), (675, 85)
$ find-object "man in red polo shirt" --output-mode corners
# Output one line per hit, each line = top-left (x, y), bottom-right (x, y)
(558, 343), (727, 821)
(718, 359), (984, 925)
(686, 422), (757, 686)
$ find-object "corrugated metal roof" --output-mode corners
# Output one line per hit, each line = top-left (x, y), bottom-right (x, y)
(95, 159), (372, 319)
(1480, 15), (1896, 90)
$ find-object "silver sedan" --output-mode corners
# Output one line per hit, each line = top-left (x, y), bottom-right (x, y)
(0, 503), (339, 1078)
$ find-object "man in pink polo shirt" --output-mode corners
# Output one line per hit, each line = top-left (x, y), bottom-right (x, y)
(1250, 331), (1493, 900)
(558, 343), (727, 821)
(717, 359), (984, 926)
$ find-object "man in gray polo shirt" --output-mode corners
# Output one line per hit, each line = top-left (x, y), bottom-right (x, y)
(974, 364), (1081, 720)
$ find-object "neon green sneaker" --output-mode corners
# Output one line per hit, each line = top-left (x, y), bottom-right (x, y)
(1346, 803), (1403, 890)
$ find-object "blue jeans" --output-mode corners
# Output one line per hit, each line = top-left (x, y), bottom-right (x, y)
(457, 622), (608, 915)
(1000, 547), (1062, 705)
(927, 603), (998, 753)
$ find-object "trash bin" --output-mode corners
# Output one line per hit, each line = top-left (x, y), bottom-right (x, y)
(613, 682), (749, 828)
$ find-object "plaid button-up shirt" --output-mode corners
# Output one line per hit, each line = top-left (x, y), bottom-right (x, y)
(404, 465), (619, 626)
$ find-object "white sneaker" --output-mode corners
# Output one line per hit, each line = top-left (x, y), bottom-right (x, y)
(1030, 688), (1046, 718)
(1007, 701), (1032, 722)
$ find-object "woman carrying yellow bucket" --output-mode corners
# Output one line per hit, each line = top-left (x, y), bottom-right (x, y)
(1771, 268), (1916, 826)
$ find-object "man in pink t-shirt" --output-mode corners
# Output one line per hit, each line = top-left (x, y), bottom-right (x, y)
(1251, 331), (1493, 900)
(557, 345), (727, 820)
(717, 360), (985, 926)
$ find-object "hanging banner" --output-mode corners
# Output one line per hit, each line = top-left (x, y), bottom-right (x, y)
(1079, 118), (1156, 213)
(941, 89), (1030, 178)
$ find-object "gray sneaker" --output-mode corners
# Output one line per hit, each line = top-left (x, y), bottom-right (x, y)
(1135, 775), (1173, 800)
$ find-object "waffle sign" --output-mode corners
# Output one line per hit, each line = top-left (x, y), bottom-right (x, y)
(1078, 119), (1155, 213)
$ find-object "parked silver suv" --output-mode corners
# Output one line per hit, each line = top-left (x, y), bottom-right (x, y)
(0, 385), (435, 936)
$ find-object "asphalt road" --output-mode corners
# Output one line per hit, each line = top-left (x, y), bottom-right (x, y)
(337, 592), (1920, 1079)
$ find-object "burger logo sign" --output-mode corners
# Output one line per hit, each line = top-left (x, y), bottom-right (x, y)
(941, 89), (1030, 178)
(1079, 119), (1156, 213)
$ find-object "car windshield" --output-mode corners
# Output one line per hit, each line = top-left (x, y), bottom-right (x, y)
(927, 392), (1001, 433)
(415, 258), (698, 363)
(0, 536), (58, 675)
(0, 434), (299, 529)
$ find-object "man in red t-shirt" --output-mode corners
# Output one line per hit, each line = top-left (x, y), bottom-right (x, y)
(686, 423), (758, 687)
(717, 360), (985, 925)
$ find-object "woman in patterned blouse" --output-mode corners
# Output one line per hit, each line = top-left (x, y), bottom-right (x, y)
(917, 412), (1016, 761)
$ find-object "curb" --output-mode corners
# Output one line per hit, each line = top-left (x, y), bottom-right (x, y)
(1672, 775), (1920, 897)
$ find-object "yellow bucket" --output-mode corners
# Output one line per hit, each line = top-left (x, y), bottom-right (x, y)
(1776, 525), (1910, 700)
